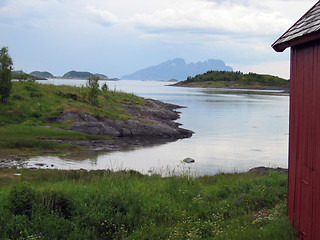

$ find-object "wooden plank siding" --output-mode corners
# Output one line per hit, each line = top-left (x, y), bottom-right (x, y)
(272, 2), (320, 239)
(313, 42), (320, 240)
(289, 40), (320, 240)
(313, 172), (320, 238)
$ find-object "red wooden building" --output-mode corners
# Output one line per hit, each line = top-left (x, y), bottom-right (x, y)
(272, 1), (320, 239)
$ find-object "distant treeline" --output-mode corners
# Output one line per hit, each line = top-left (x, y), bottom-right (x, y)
(180, 71), (290, 89)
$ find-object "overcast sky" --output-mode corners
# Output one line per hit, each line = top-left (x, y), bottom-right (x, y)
(0, 0), (316, 79)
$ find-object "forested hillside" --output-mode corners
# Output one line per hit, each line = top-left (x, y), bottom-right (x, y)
(174, 71), (289, 90)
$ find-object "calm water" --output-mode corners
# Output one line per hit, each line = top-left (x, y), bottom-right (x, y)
(27, 79), (289, 175)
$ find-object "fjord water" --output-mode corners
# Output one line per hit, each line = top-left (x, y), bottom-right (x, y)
(28, 80), (289, 175)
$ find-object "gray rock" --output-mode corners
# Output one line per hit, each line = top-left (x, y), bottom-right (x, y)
(66, 122), (121, 137)
(183, 157), (195, 163)
(82, 113), (99, 122)
(248, 167), (288, 176)
(56, 112), (83, 122)
(63, 112), (193, 139)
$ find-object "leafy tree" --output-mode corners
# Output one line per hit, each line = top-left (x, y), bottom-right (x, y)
(0, 47), (13, 103)
(86, 76), (100, 105)
(101, 81), (109, 92)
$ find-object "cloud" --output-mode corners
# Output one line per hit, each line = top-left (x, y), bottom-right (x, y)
(85, 6), (119, 27)
(0, 0), (316, 77)
(129, 0), (293, 37)
(0, 0), (119, 30)
(0, 0), (51, 27)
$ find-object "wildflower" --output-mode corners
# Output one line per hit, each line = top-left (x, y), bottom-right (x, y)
(252, 221), (256, 224)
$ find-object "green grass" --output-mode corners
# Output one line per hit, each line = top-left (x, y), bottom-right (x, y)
(0, 169), (297, 239)
(0, 81), (146, 155)
(0, 124), (111, 155)
(0, 81), (145, 125)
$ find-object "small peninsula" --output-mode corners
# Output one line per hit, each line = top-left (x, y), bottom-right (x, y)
(172, 71), (290, 91)
(0, 81), (192, 166)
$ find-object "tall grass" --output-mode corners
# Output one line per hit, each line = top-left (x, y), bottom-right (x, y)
(0, 169), (297, 239)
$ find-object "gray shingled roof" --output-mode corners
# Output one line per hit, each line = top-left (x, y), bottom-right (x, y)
(272, 1), (320, 52)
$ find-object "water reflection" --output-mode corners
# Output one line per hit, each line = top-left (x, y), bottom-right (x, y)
(28, 80), (289, 175)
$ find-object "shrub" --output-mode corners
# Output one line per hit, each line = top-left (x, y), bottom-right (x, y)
(8, 185), (35, 217)
(87, 76), (100, 105)
(38, 190), (73, 219)
(102, 81), (109, 92)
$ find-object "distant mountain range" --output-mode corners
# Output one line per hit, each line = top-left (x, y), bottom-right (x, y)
(121, 58), (233, 81)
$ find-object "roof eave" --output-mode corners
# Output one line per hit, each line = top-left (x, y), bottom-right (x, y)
(272, 31), (320, 52)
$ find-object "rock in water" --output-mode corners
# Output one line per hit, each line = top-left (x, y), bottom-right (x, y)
(183, 157), (195, 163)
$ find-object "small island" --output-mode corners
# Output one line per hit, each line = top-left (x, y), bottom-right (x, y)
(172, 71), (290, 91)
(30, 71), (55, 79)
(60, 71), (119, 80)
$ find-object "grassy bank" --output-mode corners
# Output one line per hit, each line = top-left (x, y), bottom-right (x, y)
(0, 169), (296, 239)
(0, 81), (145, 156)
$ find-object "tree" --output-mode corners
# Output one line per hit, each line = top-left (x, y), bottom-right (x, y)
(101, 81), (109, 92)
(0, 47), (13, 103)
(86, 76), (100, 105)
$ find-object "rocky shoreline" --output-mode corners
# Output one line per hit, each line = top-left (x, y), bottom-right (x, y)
(56, 99), (193, 141)
(53, 98), (193, 144)
(0, 99), (193, 168)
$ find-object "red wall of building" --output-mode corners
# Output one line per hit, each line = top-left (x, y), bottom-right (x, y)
(289, 39), (320, 240)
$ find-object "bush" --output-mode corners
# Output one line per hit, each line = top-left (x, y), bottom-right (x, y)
(8, 185), (35, 217)
(87, 76), (100, 105)
(102, 81), (109, 92)
(38, 190), (73, 219)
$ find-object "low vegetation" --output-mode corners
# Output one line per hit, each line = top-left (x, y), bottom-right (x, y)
(0, 81), (145, 155)
(0, 168), (296, 239)
(175, 71), (290, 90)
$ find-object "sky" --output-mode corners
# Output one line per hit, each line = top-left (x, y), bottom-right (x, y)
(0, 0), (317, 79)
